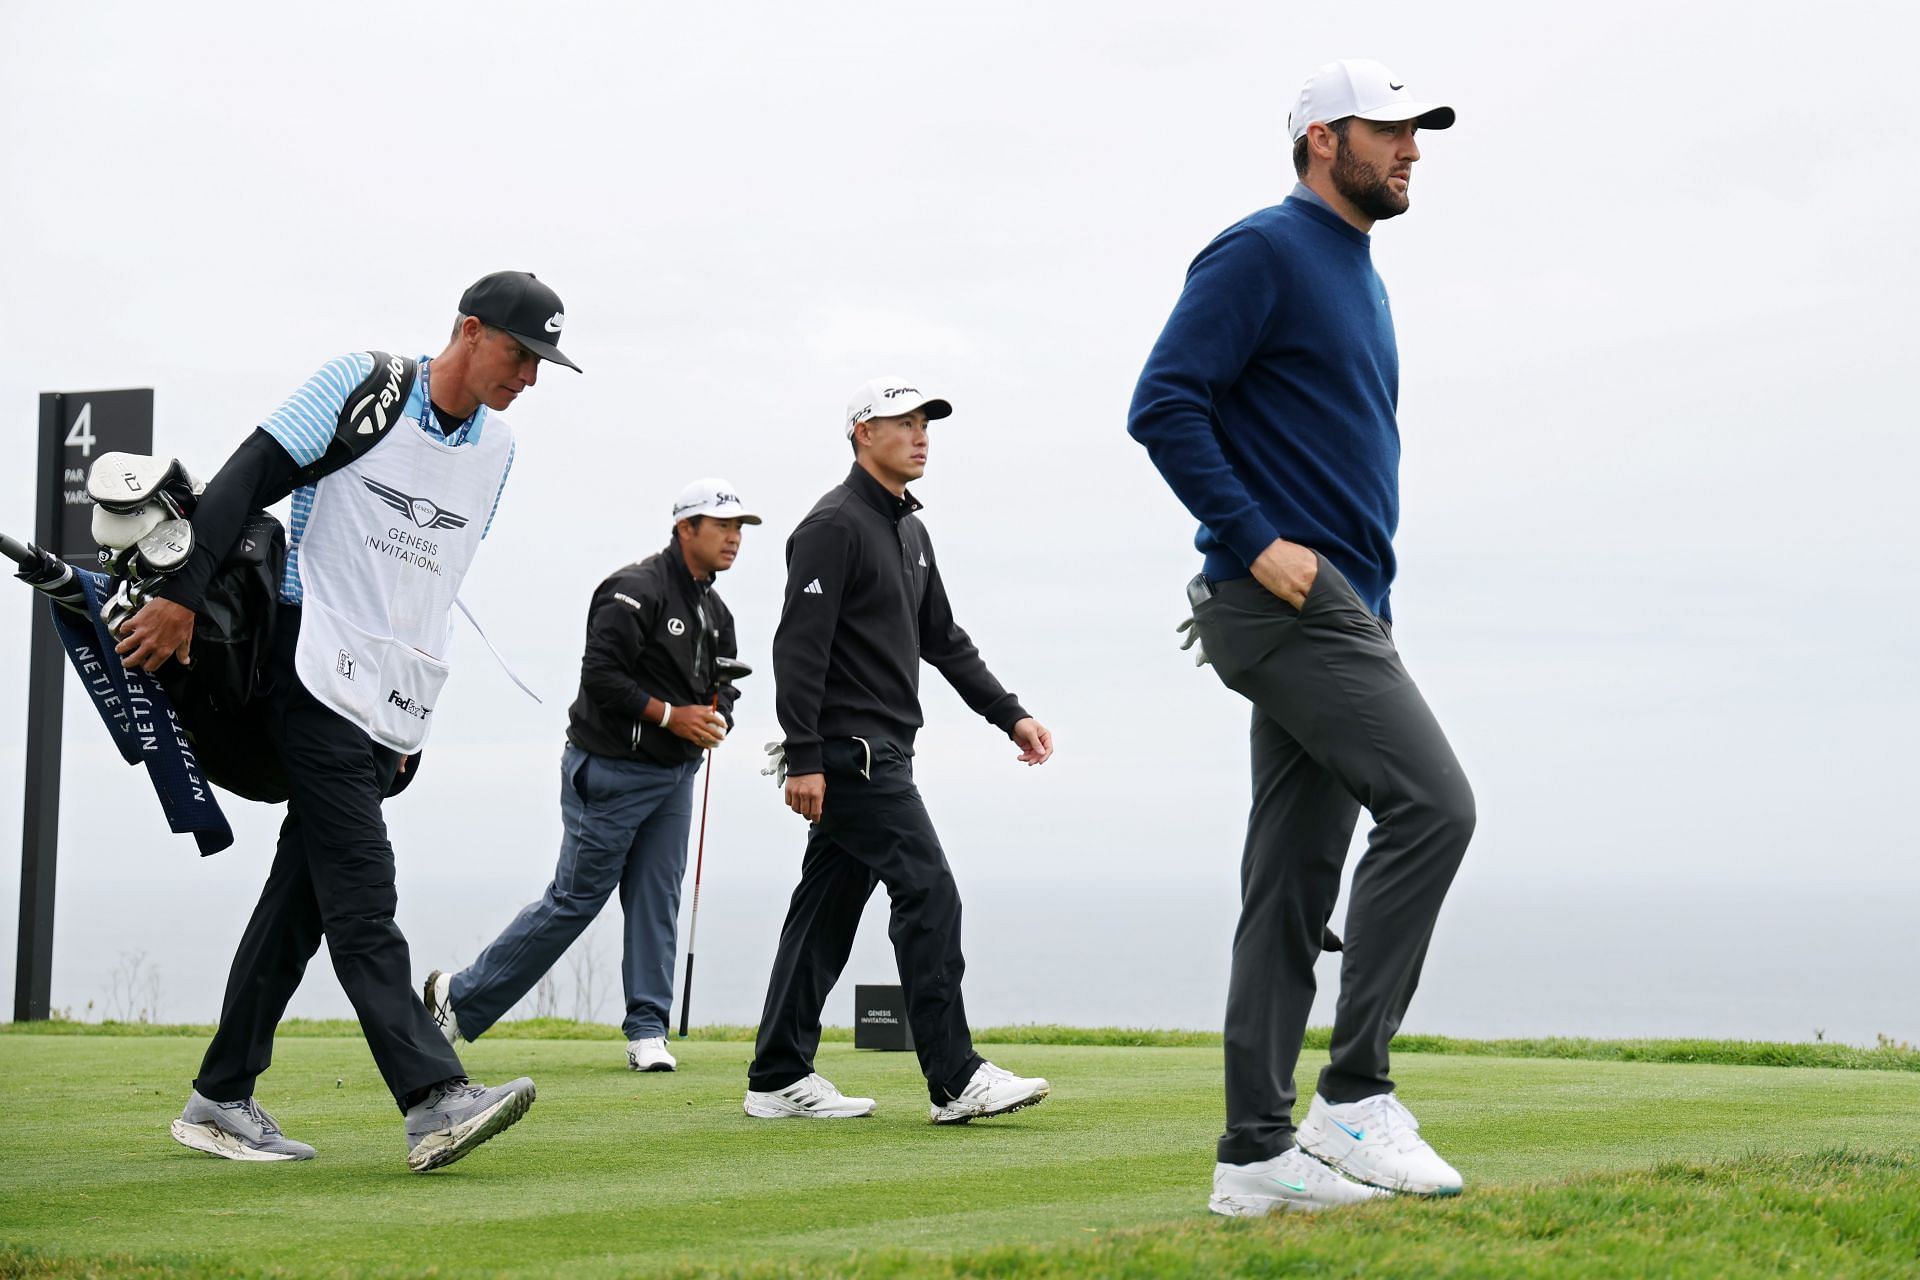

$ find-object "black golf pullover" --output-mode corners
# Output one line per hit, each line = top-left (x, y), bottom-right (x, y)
(567, 539), (739, 768)
(774, 464), (1026, 777)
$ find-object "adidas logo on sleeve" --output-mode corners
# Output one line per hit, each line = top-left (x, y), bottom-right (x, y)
(803, 579), (824, 595)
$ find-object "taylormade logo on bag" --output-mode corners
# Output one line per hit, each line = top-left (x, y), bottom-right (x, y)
(388, 690), (432, 720)
(347, 354), (411, 437)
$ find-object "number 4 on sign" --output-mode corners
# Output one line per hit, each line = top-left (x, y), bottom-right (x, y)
(64, 402), (96, 457)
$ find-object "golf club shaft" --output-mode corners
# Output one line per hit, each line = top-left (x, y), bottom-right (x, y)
(677, 695), (720, 1039)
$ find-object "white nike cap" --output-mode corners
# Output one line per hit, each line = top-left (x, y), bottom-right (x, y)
(845, 376), (953, 438)
(1287, 59), (1455, 143)
(671, 477), (762, 525)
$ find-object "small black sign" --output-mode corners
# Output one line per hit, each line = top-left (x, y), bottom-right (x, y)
(38, 389), (155, 558)
(854, 984), (914, 1051)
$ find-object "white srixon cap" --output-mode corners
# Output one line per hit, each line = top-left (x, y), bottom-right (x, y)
(845, 376), (953, 437)
(671, 477), (762, 525)
(1287, 59), (1455, 142)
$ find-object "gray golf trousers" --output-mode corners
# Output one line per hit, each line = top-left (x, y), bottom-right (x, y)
(1191, 555), (1475, 1165)
(452, 745), (700, 1042)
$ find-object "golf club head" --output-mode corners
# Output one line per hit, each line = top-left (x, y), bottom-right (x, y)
(87, 452), (200, 521)
(134, 519), (194, 576)
(88, 452), (180, 514)
(101, 577), (148, 641)
(714, 657), (753, 684)
(92, 500), (169, 554)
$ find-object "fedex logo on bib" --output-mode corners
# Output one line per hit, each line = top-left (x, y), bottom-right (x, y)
(388, 690), (432, 721)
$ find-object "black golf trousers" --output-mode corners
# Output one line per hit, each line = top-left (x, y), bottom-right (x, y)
(1192, 557), (1476, 1165)
(749, 737), (985, 1104)
(193, 611), (465, 1111)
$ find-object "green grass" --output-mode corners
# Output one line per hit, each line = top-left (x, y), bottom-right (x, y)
(3, 1031), (1919, 1277)
(8, 1018), (1918, 1070)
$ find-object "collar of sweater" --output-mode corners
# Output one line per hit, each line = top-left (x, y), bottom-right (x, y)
(844, 462), (924, 522)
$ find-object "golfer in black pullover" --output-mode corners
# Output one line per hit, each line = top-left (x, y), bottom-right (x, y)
(744, 376), (1056, 1124)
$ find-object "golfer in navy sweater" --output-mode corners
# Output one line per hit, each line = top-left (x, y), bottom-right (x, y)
(1129, 59), (1473, 1215)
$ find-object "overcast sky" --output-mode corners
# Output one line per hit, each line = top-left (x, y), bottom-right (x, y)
(2, 1), (1914, 1027)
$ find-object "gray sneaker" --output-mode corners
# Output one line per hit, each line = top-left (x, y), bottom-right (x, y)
(170, 1090), (316, 1161)
(403, 1076), (535, 1173)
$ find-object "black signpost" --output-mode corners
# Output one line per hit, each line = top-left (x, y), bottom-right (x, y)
(15, 389), (152, 1021)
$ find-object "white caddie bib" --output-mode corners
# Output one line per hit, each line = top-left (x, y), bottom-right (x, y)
(293, 412), (513, 752)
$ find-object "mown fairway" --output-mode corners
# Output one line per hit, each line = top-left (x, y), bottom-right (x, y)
(3, 1029), (1918, 1277)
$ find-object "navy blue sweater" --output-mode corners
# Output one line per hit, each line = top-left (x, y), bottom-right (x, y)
(1128, 193), (1402, 618)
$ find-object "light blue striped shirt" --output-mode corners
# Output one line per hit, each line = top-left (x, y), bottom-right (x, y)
(259, 353), (515, 603)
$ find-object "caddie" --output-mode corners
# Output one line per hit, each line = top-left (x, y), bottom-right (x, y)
(114, 270), (580, 1172)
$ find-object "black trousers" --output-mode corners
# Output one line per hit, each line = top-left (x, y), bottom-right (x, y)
(193, 609), (465, 1111)
(749, 737), (984, 1104)
(1192, 559), (1476, 1164)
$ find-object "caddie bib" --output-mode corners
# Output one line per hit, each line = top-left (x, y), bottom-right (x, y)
(293, 405), (512, 752)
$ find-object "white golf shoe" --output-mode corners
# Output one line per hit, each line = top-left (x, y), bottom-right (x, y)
(1296, 1092), (1463, 1196)
(421, 969), (461, 1045)
(628, 1036), (677, 1072)
(929, 1061), (1050, 1124)
(743, 1073), (876, 1119)
(1209, 1147), (1388, 1216)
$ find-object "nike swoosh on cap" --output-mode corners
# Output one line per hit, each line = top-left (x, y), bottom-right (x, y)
(544, 312), (564, 333)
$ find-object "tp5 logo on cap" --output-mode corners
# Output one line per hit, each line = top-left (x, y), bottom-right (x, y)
(844, 375), (955, 436)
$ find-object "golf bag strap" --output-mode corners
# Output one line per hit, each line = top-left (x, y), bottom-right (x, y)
(290, 351), (419, 488)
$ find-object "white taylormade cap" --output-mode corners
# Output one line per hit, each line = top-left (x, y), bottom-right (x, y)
(671, 477), (762, 525)
(845, 376), (953, 437)
(1287, 59), (1455, 143)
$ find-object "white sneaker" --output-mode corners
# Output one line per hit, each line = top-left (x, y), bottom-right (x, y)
(421, 969), (461, 1045)
(628, 1036), (677, 1072)
(929, 1061), (1050, 1124)
(1209, 1148), (1387, 1216)
(743, 1073), (876, 1119)
(1296, 1092), (1463, 1195)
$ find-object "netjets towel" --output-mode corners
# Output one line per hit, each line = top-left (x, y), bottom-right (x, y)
(49, 570), (233, 856)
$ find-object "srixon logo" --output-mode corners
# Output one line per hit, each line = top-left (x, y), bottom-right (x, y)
(388, 690), (432, 720)
(348, 354), (412, 437)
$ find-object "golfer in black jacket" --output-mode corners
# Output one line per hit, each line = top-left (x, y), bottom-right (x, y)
(425, 479), (752, 1073)
(745, 376), (1055, 1124)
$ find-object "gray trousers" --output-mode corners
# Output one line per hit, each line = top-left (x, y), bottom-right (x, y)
(1192, 556), (1475, 1164)
(452, 744), (700, 1042)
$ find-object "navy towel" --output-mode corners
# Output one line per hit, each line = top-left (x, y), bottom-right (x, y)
(49, 570), (233, 855)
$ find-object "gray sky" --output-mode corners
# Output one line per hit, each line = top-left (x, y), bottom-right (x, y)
(2, 1), (1915, 1027)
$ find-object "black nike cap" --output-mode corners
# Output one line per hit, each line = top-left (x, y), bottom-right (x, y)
(458, 271), (583, 373)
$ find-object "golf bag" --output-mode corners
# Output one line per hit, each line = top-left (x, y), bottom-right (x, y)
(84, 352), (418, 804)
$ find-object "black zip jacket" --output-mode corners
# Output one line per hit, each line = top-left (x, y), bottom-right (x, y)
(566, 540), (739, 767)
(774, 464), (1027, 776)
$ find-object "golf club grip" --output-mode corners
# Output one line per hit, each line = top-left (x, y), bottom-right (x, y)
(0, 532), (33, 567)
(677, 952), (695, 1038)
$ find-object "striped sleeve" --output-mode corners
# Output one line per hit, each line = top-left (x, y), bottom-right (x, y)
(482, 438), (515, 539)
(259, 352), (375, 467)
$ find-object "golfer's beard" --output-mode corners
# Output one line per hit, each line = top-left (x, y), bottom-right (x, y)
(1332, 147), (1410, 221)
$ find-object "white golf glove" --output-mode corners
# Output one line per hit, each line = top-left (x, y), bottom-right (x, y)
(1176, 616), (1210, 666)
(761, 740), (788, 787)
